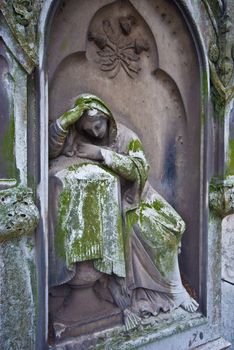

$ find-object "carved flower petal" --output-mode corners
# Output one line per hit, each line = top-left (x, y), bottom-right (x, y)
(121, 61), (137, 79)
(127, 61), (141, 73)
(122, 49), (139, 61)
(99, 57), (117, 65)
(119, 38), (134, 50)
(103, 19), (118, 43)
(100, 60), (119, 71)
(110, 62), (121, 78)
(97, 48), (115, 57)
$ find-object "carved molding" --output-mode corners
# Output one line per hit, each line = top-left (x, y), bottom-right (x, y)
(0, 0), (44, 70)
(0, 185), (39, 242)
(202, 0), (234, 117)
(209, 176), (234, 217)
(88, 16), (149, 79)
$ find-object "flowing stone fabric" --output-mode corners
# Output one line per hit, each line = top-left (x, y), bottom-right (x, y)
(49, 163), (125, 287)
(49, 95), (188, 313)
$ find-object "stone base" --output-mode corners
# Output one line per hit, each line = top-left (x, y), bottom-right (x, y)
(49, 308), (205, 350)
(53, 309), (122, 341)
(49, 284), (122, 342)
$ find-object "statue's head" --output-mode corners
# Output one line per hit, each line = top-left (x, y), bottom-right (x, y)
(73, 93), (117, 143)
(77, 109), (108, 139)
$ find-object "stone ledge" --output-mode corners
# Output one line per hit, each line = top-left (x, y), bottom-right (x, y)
(50, 309), (206, 350)
(193, 337), (231, 350)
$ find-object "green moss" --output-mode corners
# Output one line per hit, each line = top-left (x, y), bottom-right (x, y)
(126, 209), (139, 235)
(152, 199), (165, 211)
(68, 180), (103, 264)
(55, 188), (71, 259)
(227, 139), (234, 175)
(128, 139), (144, 153)
(55, 164), (125, 275)
(139, 203), (179, 276)
(1, 111), (16, 178)
(27, 251), (38, 333)
(202, 70), (208, 100)
(212, 89), (226, 122)
(73, 95), (112, 117)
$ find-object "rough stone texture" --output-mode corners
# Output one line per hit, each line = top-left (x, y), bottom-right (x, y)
(221, 214), (234, 349)
(209, 176), (234, 218)
(222, 215), (234, 284)
(0, 186), (39, 242)
(48, 0), (201, 302)
(0, 186), (39, 350)
(194, 337), (231, 350)
(0, 0), (233, 349)
(49, 308), (205, 350)
(221, 281), (234, 350)
(0, 0), (43, 72)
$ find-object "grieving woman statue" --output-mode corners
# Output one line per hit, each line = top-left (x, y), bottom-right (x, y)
(49, 94), (198, 331)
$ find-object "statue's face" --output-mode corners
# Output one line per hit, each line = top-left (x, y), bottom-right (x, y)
(81, 111), (108, 139)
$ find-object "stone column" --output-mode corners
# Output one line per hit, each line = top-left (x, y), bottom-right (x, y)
(0, 186), (39, 350)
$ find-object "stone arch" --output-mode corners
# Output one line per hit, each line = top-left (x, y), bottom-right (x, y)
(38, 1), (209, 348)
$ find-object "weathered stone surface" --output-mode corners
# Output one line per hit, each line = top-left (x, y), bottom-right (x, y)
(0, 0), (43, 70)
(222, 215), (234, 284)
(0, 0), (233, 349)
(209, 176), (234, 218)
(49, 308), (204, 350)
(194, 337), (231, 350)
(0, 186), (39, 350)
(221, 281), (234, 349)
(0, 186), (39, 242)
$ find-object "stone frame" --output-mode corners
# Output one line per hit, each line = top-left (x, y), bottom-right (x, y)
(0, 0), (233, 349)
(37, 0), (210, 349)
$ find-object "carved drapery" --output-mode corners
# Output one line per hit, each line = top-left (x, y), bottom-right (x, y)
(0, 0), (233, 349)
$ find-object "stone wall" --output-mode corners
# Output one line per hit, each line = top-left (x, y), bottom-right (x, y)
(0, 0), (233, 349)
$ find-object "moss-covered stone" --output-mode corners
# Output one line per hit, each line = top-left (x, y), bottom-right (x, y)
(209, 176), (234, 217)
(227, 139), (234, 175)
(0, 185), (39, 242)
(54, 163), (125, 277)
(0, 186), (39, 350)
(1, 111), (17, 179)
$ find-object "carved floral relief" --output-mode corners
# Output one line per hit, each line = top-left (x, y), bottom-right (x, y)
(88, 16), (149, 79)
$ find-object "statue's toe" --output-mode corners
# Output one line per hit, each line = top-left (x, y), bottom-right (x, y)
(180, 297), (199, 313)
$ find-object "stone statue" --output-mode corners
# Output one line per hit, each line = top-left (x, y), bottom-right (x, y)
(49, 94), (198, 334)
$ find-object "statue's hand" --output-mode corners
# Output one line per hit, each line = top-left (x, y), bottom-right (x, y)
(77, 143), (104, 161)
(59, 104), (89, 130)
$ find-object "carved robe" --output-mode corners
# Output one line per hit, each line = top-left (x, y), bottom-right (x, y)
(49, 98), (186, 314)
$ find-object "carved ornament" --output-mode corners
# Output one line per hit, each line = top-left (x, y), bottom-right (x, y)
(0, 185), (39, 242)
(0, 0), (43, 70)
(209, 176), (234, 217)
(88, 16), (149, 79)
(202, 0), (234, 116)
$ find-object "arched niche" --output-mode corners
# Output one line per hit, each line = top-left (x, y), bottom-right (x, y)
(38, 0), (208, 347)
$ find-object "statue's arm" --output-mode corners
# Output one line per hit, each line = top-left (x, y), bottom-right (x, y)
(49, 119), (68, 159)
(101, 138), (149, 183)
(101, 149), (140, 181)
(49, 103), (90, 159)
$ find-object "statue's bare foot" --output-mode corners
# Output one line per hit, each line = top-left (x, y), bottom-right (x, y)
(180, 295), (199, 313)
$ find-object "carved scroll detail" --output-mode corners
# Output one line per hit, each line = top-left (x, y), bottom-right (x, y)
(0, 0), (43, 70)
(203, 0), (234, 118)
(209, 176), (234, 217)
(88, 16), (149, 79)
(12, 0), (34, 26)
